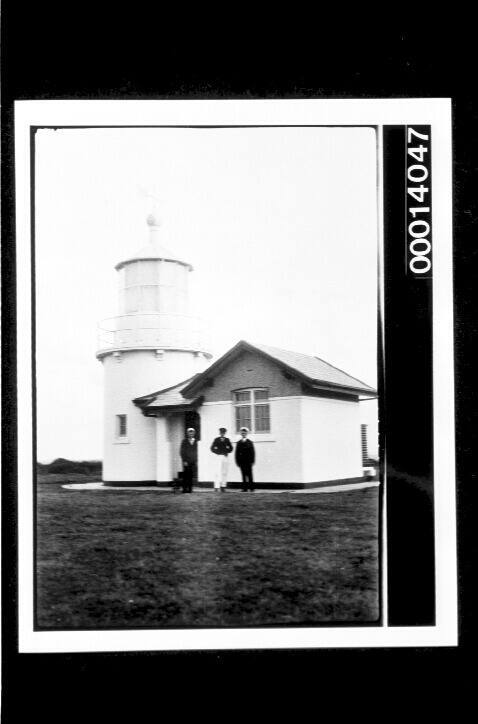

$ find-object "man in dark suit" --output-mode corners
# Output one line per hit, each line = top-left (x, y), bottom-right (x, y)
(235, 426), (256, 492)
(180, 427), (198, 493)
(210, 427), (233, 492)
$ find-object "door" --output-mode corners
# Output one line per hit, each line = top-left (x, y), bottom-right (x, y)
(183, 410), (200, 483)
(184, 410), (201, 440)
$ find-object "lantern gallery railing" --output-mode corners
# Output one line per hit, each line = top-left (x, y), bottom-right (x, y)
(96, 313), (210, 355)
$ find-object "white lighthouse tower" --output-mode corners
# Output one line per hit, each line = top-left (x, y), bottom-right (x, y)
(96, 213), (211, 484)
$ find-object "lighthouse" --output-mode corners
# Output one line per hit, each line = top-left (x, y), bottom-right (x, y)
(96, 213), (211, 484)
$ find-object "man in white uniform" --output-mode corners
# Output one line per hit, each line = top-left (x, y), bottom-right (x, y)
(210, 427), (233, 492)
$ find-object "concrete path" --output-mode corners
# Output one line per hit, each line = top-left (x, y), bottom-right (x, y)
(62, 481), (379, 494)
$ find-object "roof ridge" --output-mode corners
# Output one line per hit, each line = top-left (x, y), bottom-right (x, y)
(251, 341), (317, 361)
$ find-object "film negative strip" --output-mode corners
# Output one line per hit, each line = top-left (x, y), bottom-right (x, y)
(383, 125), (434, 626)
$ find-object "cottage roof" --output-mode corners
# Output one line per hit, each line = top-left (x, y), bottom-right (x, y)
(134, 341), (376, 413)
(251, 342), (375, 393)
(133, 375), (201, 411)
(180, 341), (376, 398)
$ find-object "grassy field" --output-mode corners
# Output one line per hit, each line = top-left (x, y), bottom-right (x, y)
(36, 482), (379, 628)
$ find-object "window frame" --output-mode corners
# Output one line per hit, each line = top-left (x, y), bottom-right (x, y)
(116, 414), (128, 439)
(232, 388), (271, 434)
(121, 260), (181, 314)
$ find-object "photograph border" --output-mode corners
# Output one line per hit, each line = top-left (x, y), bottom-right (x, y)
(13, 99), (456, 652)
(30, 121), (383, 633)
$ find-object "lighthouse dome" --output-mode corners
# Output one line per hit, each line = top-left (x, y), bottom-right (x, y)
(115, 215), (193, 271)
(115, 241), (193, 272)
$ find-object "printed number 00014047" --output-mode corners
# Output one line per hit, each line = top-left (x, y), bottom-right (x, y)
(407, 127), (431, 275)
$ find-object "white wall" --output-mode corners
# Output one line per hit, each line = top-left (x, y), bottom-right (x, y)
(155, 416), (171, 482)
(167, 413), (184, 481)
(197, 397), (303, 484)
(300, 396), (363, 483)
(102, 349), (204, 481)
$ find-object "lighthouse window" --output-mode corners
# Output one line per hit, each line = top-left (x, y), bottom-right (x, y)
(159, 285), (175, 313)
(233, 389), (270, 433)
(125, 262), (140, 286)
(124, 287), (139, 313)
(161, 262), (177, 285)
(142, 285), (159, 311)
(138, 260), (158, 285)
(116, 414), (127, 437)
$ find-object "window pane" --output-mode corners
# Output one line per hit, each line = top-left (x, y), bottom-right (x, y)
(254, 389), (269, 401)
(176, 266), (187, 291)
(161, 262), (177, 285)
(176, 290), (187, 314)
(141, 285), (159, 311)
(254, 404), (270, 432)
(235, 406), (252, 432)
(159, 285), (176, 313)
(124, 287), (139, 313)
(139, 260), (158, 284)
(117, 414), (127, 436)
(125, 262), (139, 286)
(234, 391), (251, 402)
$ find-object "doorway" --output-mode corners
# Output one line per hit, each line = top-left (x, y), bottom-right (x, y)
(184, 410), (201, 440)
(183, 410), (200, 485)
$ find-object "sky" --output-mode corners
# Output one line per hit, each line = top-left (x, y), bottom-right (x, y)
(35, 126), (378, 462)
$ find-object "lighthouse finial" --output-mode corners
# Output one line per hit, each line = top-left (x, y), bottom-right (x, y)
(146, 212), (161, 227)
(144, 190), (161, 227)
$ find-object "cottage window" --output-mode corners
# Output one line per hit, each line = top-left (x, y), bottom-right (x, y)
(233, 389), (270, 433)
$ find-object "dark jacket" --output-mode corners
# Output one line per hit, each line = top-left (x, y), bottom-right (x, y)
(235, 438), (255, 466)
(210, 436), (233, 456)
(180, 438), (198, 465)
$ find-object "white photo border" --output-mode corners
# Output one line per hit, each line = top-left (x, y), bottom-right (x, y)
(15, 98), (456, 652)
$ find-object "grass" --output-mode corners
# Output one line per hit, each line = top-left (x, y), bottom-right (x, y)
(36, 482), (379, 628)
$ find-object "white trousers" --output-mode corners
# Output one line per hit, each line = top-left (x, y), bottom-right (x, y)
(214, 455), (229, 488)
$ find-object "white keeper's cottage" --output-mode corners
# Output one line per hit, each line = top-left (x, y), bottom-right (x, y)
(97, 214), (377, 488)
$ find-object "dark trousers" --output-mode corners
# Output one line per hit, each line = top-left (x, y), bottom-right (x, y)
(182, 463), (196, 492)
(240, 465), (254, 491)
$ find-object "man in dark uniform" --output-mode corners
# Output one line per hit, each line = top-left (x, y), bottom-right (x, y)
(235, 426), (256, 492)
(210, 427), (233, 492)
(180, 427), (198, 493)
